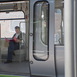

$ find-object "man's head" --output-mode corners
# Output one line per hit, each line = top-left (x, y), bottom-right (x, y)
(15, 26), (20, 33)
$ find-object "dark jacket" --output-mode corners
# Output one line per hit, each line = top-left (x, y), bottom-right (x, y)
(12, 32), (22, 41)
(12, 32), (22, 47)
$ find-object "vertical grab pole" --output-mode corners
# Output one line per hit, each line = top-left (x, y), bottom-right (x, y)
(64, 0), (74, 77)
(0, 24), (1, 62)
(74, 0), (77, 77)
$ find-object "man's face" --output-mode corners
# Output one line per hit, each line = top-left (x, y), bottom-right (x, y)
(15, 28), (20, 33)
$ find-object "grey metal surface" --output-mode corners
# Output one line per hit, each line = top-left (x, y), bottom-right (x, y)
(64, 0), (74, 77)
(29, 0), (56, 76)
(74, 0), (77, 77)
(55, 46), (64, 77)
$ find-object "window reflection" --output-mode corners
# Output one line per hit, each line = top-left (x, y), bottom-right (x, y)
(41, 3), (48, 45)
(54, 9), (64, 45)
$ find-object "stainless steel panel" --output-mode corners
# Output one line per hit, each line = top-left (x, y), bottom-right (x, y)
(64, 0), (74, 77)
(55, 46), (64, 77)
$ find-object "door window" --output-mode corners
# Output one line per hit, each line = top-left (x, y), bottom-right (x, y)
(33, 1), (49, 61)
(54, 9), (64, 45)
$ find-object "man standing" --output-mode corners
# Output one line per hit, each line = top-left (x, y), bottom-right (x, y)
(5, 26), (22, 63)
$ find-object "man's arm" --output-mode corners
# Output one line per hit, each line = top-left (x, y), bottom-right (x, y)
(15, 32), (22, 43)
(15, 39), (21, 43)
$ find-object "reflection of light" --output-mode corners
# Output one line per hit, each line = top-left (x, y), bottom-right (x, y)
(62, 21), (64, 27)
(58, 29), (61, 32)
(42, 21), (46, 27)
(41, 15), (44, 18)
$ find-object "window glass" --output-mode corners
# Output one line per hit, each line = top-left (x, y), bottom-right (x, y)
(33, 1), (49, 61)
(20, 22), (26, 33)
(0, 11), (24, 19)
(1, 19), (25, 38)
(41, 3), (48, 45)
(10, 20), (25, 32)
(54, 9), (64, 45)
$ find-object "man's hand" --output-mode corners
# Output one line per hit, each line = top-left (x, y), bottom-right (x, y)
(15, 39), (21, 43)
(13, 37), (20, 43)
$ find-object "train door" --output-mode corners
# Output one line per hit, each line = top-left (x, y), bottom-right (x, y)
(29, 0), (56, 76)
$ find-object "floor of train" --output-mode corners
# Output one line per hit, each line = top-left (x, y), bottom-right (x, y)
(0, 61), (30, 76)
(0, 61), (53, 77)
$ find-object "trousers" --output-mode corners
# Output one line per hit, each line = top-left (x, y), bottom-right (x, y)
(7, 41), (19, 61)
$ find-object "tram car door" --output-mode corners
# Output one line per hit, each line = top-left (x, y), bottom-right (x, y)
(29, 0), (56, 76)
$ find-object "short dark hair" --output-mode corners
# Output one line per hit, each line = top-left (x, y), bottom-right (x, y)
(15, 26), (20, 29)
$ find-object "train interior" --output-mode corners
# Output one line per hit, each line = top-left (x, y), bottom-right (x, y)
(0, 0), (64, 77)
(0, 1), (30, 76)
